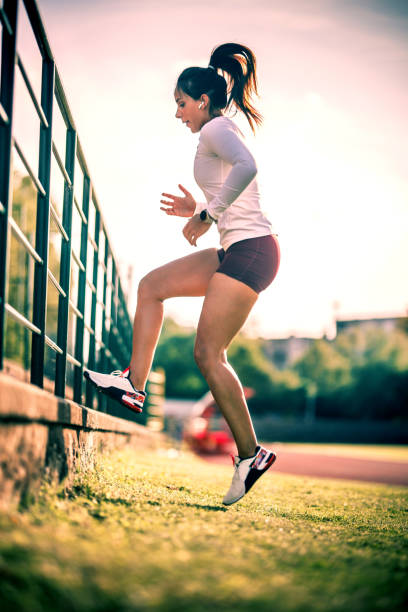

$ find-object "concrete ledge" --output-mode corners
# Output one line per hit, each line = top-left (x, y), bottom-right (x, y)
(0, 373), (163, 509)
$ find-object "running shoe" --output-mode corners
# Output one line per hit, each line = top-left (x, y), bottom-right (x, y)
(83, 367), (146, 413)
(222, 445), (277, 506)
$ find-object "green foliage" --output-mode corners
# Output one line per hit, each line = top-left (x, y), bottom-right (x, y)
(154, 317), (408, 421)
(154, 320), (303, 412)
(228, 336), (305, 416)
(5, 172), (60, 374)
(294, 340), (352, 395)
(0, 447), (407, 611)
(335, 326), (408, 371)
(345, 366), (408, 420)
(4, 174), (38, 367)
(295, 327), (408, 420)
(153, 320), (207, 399)
(228, 337), (277, 395)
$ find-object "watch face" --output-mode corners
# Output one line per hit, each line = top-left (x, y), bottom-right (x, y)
(200, 210), (207, 221)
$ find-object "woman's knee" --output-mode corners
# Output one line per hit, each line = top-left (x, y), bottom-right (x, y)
(137, 271), (161, 301)
(194, 339), (223, 375)
(194, 341), (209, 374)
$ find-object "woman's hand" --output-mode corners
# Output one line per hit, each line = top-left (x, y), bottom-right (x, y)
(182, 214), (212, 246)
(160, 184), (196, 218)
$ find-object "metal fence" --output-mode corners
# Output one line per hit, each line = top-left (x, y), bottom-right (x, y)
(0, 0), (140, 415)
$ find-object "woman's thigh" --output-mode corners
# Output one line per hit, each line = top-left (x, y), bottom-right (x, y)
(196, 272), (258, 357)
(141, 248), (220, 300)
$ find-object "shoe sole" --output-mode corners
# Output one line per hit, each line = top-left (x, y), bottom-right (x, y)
(84, 370), (143, 413)
(223, 452), (277, 506)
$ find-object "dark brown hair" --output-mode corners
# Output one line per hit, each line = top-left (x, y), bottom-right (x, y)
(176, 43), (262, 133)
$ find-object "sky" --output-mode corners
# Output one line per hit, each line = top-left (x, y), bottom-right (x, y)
(13, 0), (408, 339)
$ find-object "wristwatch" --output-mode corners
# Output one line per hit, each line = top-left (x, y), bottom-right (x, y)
(200, 209), (216, 224)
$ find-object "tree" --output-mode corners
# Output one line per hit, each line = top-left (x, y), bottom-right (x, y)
(335, 326), (408, 371)
(334, 327), (408, 420)
(5, 171), (64, 378)
(295, 327), (408, 420)
(153, 322), (304, 414)
(294, 340), (351, 395)
(153, 326), (207, 399)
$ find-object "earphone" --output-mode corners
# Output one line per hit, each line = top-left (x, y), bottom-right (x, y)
(198, 101), (204, 109)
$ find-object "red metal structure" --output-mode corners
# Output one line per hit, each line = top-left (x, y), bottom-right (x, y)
(184, 388), (254, 454)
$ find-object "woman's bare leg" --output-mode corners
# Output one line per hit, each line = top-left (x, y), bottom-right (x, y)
(194, 273), (259, 458)
(129, 248), (220, 390)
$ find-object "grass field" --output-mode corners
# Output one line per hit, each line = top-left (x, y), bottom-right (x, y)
(0, 446), (407, 612)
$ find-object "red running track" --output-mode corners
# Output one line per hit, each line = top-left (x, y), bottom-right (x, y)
(201, 449), (408, 486)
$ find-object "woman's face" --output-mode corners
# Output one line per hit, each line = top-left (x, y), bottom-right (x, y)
(174, 89), (207, 133)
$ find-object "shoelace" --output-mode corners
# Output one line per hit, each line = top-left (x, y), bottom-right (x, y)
(110, 368), (129, 377)
(231, 451), (259, 468)
(109, 369), (144, 398)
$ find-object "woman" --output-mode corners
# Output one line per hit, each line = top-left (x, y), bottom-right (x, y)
(85, 43), (280, 506)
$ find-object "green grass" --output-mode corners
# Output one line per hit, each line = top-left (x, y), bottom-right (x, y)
(0, 447), (407, 612)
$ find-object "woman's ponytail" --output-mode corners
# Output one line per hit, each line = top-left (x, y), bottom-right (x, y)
(176, 42), (262, 133)
(209, 43), (263, 133)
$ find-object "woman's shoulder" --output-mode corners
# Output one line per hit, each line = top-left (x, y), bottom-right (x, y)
(200, 115), (243, 139)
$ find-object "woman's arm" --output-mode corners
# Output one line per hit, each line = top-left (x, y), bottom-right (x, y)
(201, 119), (258, 221)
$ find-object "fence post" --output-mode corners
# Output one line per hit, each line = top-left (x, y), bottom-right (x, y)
(55, 128), (76, 397)
(73, 175), (90, 404)
(31, 57), (55, 387)
(97, 231), (108, 412)
(85, 205), (100, 409)
(0, 0), (18, 371)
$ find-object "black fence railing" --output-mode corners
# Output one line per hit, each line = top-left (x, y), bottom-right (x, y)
(0, 0), (148, 417)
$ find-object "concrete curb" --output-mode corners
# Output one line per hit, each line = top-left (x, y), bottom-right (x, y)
(0, 373), (163, 509)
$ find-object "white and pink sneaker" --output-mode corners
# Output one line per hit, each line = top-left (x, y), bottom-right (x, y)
(223, 445), (277, 506)
(84, 367), (146, 413)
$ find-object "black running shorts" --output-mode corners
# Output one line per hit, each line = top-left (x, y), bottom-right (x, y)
(216, 234), (280, 294)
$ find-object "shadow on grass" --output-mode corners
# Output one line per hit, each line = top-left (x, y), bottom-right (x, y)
(69, 485), (135, 507)
(69, 485), (228, 513)
(180, 502), (228, 512)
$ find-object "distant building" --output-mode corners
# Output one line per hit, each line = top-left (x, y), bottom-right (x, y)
(262, 315), (408, 371)
(263, 336), (315, 370)
(335, 315), (408, 336)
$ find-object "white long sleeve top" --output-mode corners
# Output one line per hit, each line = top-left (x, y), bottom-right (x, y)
(193, 115), (274, 251)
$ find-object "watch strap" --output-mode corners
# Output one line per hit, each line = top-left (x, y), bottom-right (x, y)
(200, 209), (217, 224)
